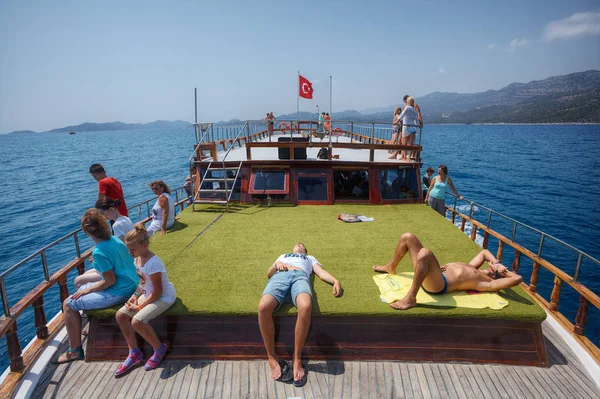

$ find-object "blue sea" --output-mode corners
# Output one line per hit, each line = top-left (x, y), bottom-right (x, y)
(0, 124), (599, 371)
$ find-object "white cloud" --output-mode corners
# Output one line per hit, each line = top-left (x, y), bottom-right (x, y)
(508, 38), (532, 51)
(488, 43), (496, 49)
(438, 68), (446, 74)
(543, 11), (600, 41)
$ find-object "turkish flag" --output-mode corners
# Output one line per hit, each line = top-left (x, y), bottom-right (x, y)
(299, 75), (313, 99)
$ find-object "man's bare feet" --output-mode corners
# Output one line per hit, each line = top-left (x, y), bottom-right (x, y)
(390, 296), (417, 310)
(388, 155), (397, 159)
(293, 358), (305, 381)
(373, 264), (395, 273)
(268, 357), (282, 380)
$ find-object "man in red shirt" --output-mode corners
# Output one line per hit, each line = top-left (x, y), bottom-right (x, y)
(89, 164), (128, 216)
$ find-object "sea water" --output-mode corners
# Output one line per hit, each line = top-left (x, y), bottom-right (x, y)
(0, 124), (598, 371)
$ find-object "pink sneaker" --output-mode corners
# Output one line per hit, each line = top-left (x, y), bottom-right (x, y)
(115, 351), (144, 377)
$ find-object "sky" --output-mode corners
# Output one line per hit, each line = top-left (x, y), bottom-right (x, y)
(1, 0), (599, 133)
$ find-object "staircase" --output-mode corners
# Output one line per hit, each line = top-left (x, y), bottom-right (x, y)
(193, 161), (243, 211)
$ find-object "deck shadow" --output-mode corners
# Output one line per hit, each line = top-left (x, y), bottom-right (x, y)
(498, 288), (535, 305)
(545, 337), (568, 366)
(168, 220), (188, 233)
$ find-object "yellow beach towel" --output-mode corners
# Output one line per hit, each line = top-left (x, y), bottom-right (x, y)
(373, 273), (508, 310)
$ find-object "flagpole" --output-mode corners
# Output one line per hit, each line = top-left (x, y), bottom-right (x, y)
(297, 71), (300, 123)
(329, 76), (332, 125)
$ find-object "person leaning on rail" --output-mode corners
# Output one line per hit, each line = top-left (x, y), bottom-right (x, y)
(424, 164), (463, 216)
(373, 232), (522, 310)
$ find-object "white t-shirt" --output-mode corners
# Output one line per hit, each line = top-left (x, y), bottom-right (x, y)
(139, 255), (177, 303)
(275, 253), (322, 277)
(113, 216), (134, 241)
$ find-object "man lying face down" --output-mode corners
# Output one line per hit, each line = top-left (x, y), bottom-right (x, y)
(258, 242), (342, 387)
(373, 233), (523, 310)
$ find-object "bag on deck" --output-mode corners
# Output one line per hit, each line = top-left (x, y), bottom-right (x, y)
(317, 148), (329, 159)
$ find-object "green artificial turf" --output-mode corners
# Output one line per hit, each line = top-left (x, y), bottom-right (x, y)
(88, 204), (546, 322)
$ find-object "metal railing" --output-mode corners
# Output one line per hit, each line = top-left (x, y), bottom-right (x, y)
(447, 194), (600, 284)
(446, 193), (599, 355)
(0, 185), (189, 321)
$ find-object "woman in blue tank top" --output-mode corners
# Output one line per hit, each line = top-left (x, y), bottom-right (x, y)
(424, 165), (463, 216)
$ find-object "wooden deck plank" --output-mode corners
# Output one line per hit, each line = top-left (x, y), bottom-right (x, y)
(430, 363), (452, 399)
(407, 362), (424, 399)
(436, 364), (459, 399)
(185, 361), (209, 399)
(24, 319), (600, 399)
(350, 361), (361, 399)
(247, 360), (260, 399)
(468, 364), (496, 398)
(546, 346), (596, 399)
(443, 365), (468, 399)
(171, 362), (192, 399)
(415, 363), (432, 399)
(212, 360), (228, 398)
(359, 362), (370, 399)
(481, 364), (511, 399)
(116, 364), (147, 399)
(455, 364), (484, 399)
(398, 362), (416, 399)
(423, 363), (443, 399)
(106, 362), (141, 399)
(160, 361), (184, 398)
(496, 365), (527, 399)
(329, 360), (345, 399)
(375, 361), (392, 399)
(57, 361), (92, 397)
(202, 360), (219, 398)
(311, 361), (330, 399)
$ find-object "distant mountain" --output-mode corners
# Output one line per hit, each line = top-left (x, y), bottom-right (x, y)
(43, 120), (191, 133)
(6, 120), (192, 135)
(8, 130), (37, 135)
(365, 70), (600, 123)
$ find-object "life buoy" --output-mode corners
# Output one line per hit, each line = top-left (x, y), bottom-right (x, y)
(289, 123), (298, 132)
(332, 127), (343, 136)
(278, 122), (287, 131)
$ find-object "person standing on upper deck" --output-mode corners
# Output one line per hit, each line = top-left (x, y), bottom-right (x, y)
(90, 164), (128, 217)
(404, 94), (423, 127)
(398, 97), (420, 161)
(324, 113), (331, 133)
(424, 165), (463, 216)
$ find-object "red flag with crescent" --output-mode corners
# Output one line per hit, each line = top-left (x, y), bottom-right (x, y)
(299, 75), (313, 99)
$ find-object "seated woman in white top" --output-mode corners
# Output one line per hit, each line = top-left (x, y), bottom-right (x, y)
(147, 180), (175, 237)
(114, 224), (177, 376)
(74, 197), (135, 288)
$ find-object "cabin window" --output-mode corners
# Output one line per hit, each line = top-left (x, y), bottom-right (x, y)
(295, 169), (330, 203)
(380, 168), (419, 200)
(248, 169), (289, 195)
(334, 170), (369, 200)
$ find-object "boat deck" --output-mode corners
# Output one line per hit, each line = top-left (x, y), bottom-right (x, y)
(30, 320), (600, 399)
(214, 134), (416, 163)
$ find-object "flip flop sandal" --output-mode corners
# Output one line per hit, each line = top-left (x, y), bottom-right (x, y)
(51, 346), (84, 365)
(114, 351), (145, 377)
(276, 360), (293, 382)
(144, 343), (168, 371)
(293, 366), (308, 388)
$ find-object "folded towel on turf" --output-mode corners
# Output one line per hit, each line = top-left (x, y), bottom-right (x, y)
(338, 213), (374, 223)
(372, 273), (508, 310)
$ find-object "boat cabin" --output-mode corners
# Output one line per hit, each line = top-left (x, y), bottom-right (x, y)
(190, 120), (424, 208)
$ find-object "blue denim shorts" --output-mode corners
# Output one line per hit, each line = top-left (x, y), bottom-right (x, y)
(262, 270), (312, 311)
(65, 283), (129, 311)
